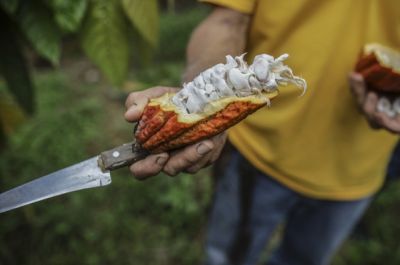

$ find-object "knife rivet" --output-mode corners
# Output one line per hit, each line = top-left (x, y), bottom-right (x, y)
(112, 151), (120, 158)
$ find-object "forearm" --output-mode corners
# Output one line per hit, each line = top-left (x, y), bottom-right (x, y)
(183, 7), (250, 82)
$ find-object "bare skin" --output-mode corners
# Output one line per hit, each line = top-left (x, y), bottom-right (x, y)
(125, 7), (250, 179)
(183, 7), (250, 81)
(348, 72), (400, 134)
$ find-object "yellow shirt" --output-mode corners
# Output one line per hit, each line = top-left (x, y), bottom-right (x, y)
(201, 0), (400, 200)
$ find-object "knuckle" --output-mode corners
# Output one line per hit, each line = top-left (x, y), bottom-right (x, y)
(163, 156), (194, 176)
(185, 159), (212, 174)
(163, 167), (178, 177)
(130, 166), (145, 179)
(176, 148), (203, 165)
(185, 156), (214, 174)
(153, 86), (177, 92)
(183, 154), (200, 164)
(176, 159), (193, 171)
(130, 158), (161, 179)
(152, 86), (165, 91)
(125, 92), (137, 108)
(163, 160), (178, 176)
(149, 86), (168, 96)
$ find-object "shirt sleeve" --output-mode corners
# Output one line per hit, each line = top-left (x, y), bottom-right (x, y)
(199, 0), (257, 15)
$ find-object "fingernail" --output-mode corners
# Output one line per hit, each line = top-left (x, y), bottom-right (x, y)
(156, 155), (168, 165)
(197, 143), (211, 155)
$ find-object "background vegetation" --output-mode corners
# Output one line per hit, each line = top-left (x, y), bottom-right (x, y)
(0, 1), (399, 265)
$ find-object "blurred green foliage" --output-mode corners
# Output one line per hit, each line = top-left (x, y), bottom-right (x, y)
(157, 7), (209, 61)
(0, 0), (160, 146)
(0, 5), (213, 265)
(1, 0), (159, 86)
(0, 67), (211, 265)
(131, 7), (210, 89)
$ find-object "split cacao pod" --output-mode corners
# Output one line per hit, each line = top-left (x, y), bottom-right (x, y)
(355, 43), (400, 93)
(135, 53), (307, 153)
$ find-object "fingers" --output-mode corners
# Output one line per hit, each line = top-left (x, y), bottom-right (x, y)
(130, 133), (227, 180)
(362, 91), (382, 129)
(349, 72), (400, 133)
(373, 111), (400, 134)
(183, 142), (216, 174)
(124, 85), (229, 178)
(363, 91), (378, 114)
(129, 152), (169, 180)
(163, 141), (214, 176)
(124, 86), (177, 122)
(361, 92), (400, 133)
(164, 133), (227, 175)
(185, 133), (227, 173)
(126, 86), (177, 179)
(210, 133), (227, 161)
(348, 72), (367, 107)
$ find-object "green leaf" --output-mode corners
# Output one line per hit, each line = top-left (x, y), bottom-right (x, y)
(128, 23), (153, 67)
(46, 0), (88, 32)
(0, 0), (18, 14)
(0, 95), (26, 135)
(81, 0), (130, 86)
(0, 8), (35, 114)
(122, 0), (159, 47)
(17, 1), (62, 64)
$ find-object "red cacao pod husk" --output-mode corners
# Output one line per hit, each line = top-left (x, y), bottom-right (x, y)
(355, 44), (400, 93)
(136, 91), (279, 152)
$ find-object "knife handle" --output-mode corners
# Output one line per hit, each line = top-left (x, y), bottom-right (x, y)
(99, 141), (148, 171)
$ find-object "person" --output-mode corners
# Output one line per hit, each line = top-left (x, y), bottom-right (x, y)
(124, 1), (400, 264)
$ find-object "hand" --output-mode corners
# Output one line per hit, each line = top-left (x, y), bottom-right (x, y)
(349, 72), (400, 134)
(125, 86), (227, 179)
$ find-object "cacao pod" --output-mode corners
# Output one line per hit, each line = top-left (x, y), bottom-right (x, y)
(135, 53), (307, 153)
(355, 43), (400, 93)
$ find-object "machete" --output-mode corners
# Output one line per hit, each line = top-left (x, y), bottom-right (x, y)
(0, 141), (147, 213)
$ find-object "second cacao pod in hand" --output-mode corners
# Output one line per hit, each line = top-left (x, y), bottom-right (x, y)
(355, 43), (400, 93)
(135, 53), (307, 153)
